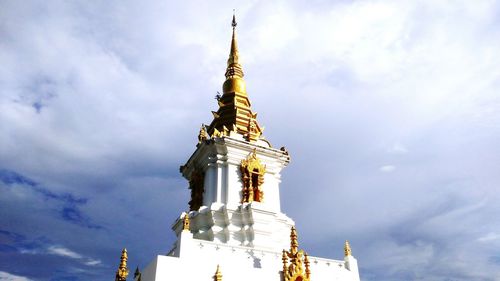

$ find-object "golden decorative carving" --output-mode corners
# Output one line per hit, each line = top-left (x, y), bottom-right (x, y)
(240, 149), (265, 203)
(198, 124), (208, 144)
(188, 168), (205, 211)
(115, 248), (129, 281)
(212, 128), (222, 138)
(282, 227), (310, 281)
(207, 14), (264, 143)
(213, 264), (223, 281)
(344, 240), (352, 257)
(182, 213), (190, 231)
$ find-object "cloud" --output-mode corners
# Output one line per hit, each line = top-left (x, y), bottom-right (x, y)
(47, 245), (82, 259)
(1, 0), (500, 281)
(0, 272), (31, 281)
(379, 165), (396, 173)
(478, 233), (500, 243)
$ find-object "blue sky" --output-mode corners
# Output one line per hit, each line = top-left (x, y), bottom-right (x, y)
(1, 1), (500, 280)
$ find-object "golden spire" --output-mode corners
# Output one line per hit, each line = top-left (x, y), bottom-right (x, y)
(282, 227), (310, 281)
(207, 12), (264, 142)
(225, 12), (243, 80)
(213, 264), (223, 281)
(182, 213), (190, 231)
(344, 240), (352, 257)
(115, 248), (129, 281)
(290, 226), (299, 254)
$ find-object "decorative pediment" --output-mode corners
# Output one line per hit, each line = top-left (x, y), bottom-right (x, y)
(240, 149), (266, 203)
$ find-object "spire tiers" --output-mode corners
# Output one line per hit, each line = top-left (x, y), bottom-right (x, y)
(115, 248), (129, 281)
(344, 240), (352, 256)
(207, 14), (264, 143)
(213, 265), (223, 281)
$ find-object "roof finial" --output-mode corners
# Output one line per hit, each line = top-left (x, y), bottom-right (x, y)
(232, 9), (237, 28)
(182, 213), (190, 231)
(290, 226), (298, 254)
(344, 240), (352, 256)
(225, 12), (243, 80)
(115, 248), (129, 281)
(214, 264), (223, 281)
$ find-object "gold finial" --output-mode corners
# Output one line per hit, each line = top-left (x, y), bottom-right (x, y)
(304, 253), (311, 278)
(198, 124), (208, 144)
(290, 226), (298, 254)
(282, 227), (310, 281)
(225, 12), (243, 80)
(183, 213), (190, 231)
(214, 264), (223, 281)
(115, 248), (129, 281)
(344, 240), (352, 257)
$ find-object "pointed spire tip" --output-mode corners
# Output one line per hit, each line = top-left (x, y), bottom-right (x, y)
(232, 10), (237, 28)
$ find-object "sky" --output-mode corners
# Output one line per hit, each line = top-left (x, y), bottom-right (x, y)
(1, 0), (500, 280)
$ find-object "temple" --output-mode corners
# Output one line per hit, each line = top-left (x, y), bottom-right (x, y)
(116, 15), (361, 281)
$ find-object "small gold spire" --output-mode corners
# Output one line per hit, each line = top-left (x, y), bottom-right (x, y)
(198, 124), (208, 144)
(214, 264), (223, 281)
(226, 12), (243, 79)
(344, 240), (352, 257)
(115, 248), (129, 281)
(282, 227), (310, 281)
(290, 226), (298, 255)
(183, 213), (190, 231)
(304, 252), (311, 278)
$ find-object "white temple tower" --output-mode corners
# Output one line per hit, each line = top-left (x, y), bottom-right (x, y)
(127, 15), (361, 281)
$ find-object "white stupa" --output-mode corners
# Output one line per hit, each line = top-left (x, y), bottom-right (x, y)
(115, 15), (361, 281)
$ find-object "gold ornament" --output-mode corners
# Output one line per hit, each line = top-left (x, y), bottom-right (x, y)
(282, 227), (310, 281)
(344, 240), (352, 257)
(198, 124), (208, 144)
(240, 149), (266, 203)
(115, 248), (129, 281)
(213, 264), (223, 281)
(182, 213), (190, 231)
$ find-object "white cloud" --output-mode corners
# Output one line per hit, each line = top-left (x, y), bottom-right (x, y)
(1, 0), (500, 280)
(379, 165), (396, 172)
(47, 245), (82, 259)
(84, 259), (102, 266)
(478, 232), (500, 242)
(388, 143), (408, 154)
(0, 272), (31, 281)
